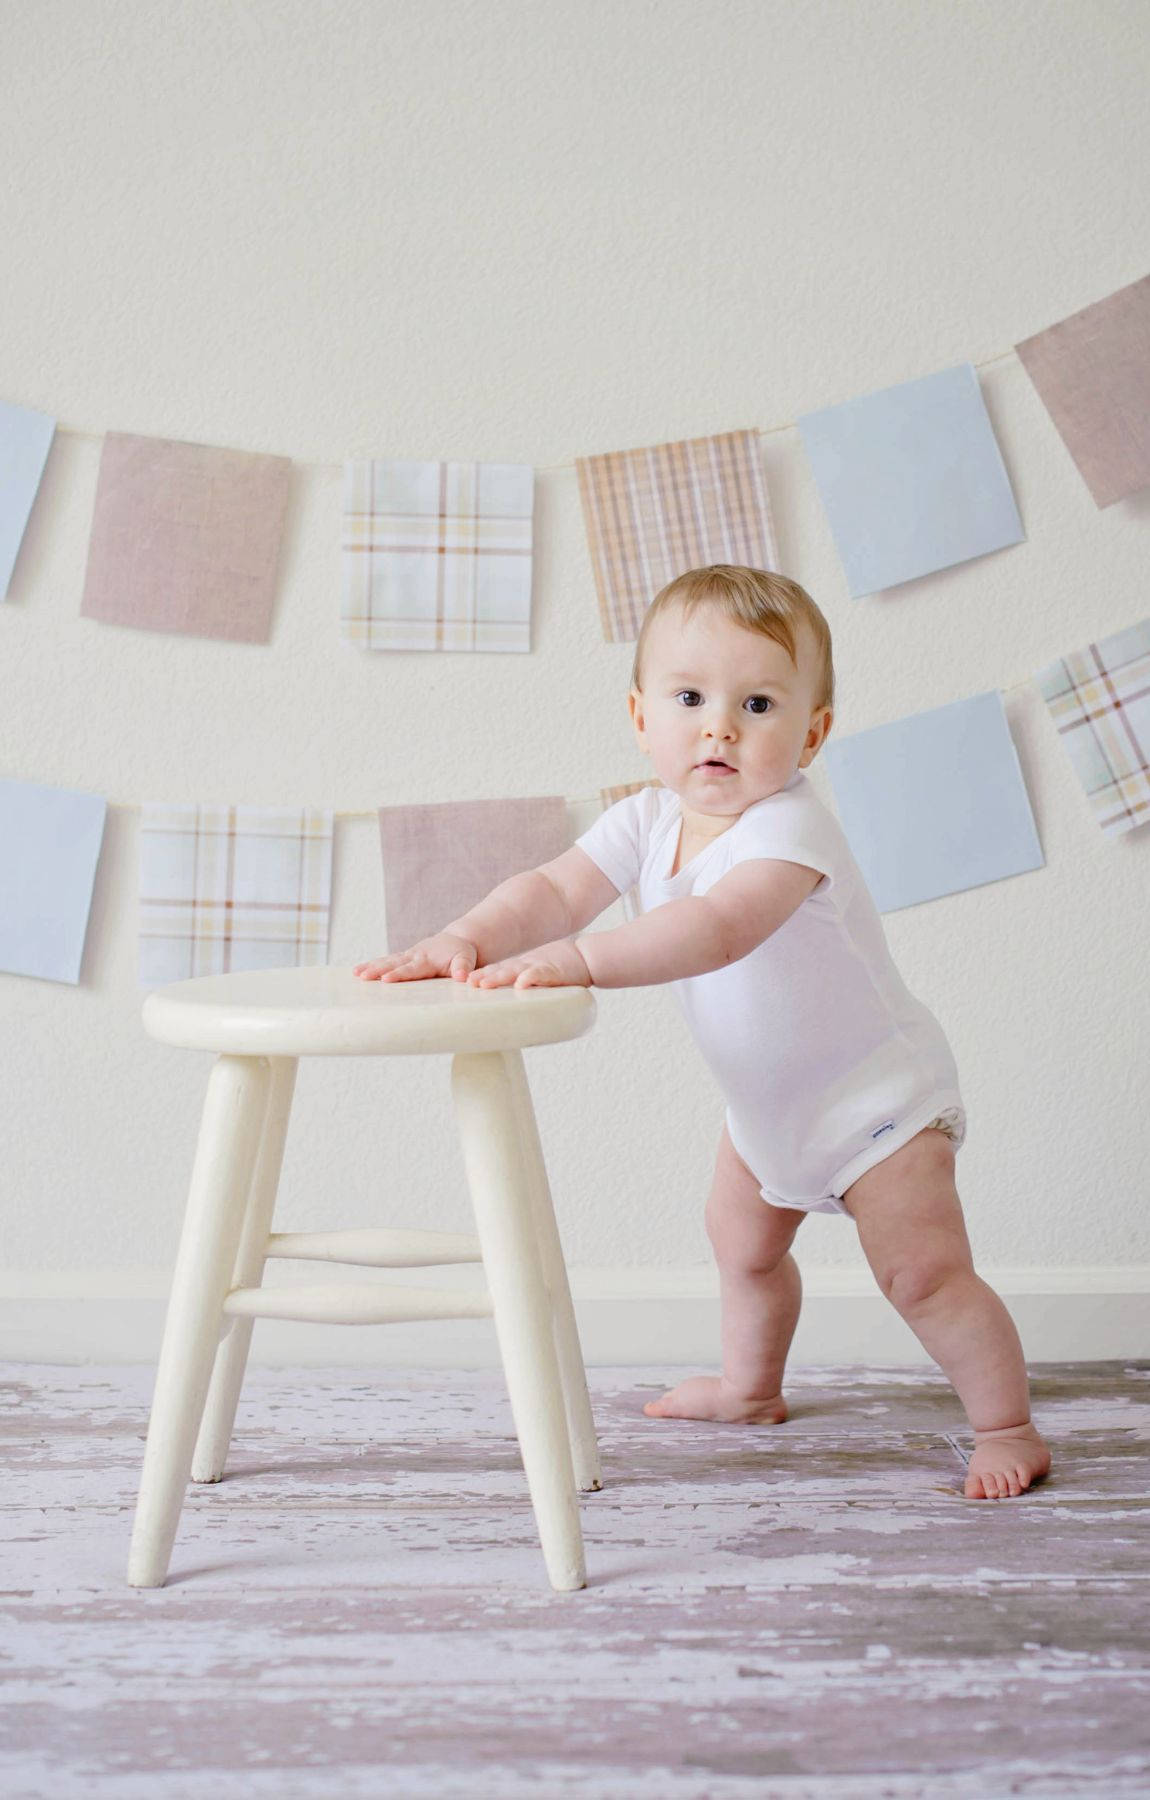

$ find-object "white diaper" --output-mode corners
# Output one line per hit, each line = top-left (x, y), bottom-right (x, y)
(752, 1096), (968, 1219)
(923, 1106), (966, 1147)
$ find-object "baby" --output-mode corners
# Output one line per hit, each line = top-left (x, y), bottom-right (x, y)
(355, 564), (1051, 1502)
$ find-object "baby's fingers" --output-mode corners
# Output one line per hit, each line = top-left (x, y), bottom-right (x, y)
(468, 962), (514, 987)
(379, 954), (431, 981)
(355, 953), (422, 982)
(354, 957), (398, 980)
(515, 966), (558, 988)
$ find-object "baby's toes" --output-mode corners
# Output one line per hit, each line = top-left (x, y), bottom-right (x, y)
(965, 1469), (998, 1500)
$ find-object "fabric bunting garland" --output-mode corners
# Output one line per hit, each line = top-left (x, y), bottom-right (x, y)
(2, 275), (1149, 985)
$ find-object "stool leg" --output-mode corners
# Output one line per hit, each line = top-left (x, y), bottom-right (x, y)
(501, 1049), (602, 1493)
(127, 1053), (272, 1588)
(191, 1056), (298, 1483)
(451, 1050), (586, 1593)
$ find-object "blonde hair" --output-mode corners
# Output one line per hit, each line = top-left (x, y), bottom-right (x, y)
(629, 565), (834, 716)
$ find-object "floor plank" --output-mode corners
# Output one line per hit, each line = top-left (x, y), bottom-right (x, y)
(2, 1361), (1148, 1797)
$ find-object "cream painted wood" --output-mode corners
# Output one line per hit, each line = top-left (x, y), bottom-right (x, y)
(502, 1047), (602, 1495)
(264, 1228), (483, 1266)
(191, 1055), (298, 1484)
(451, 1050), (585, 1593)
(141, 964), (595, 1057)
(221, 1283), (496, 1325)
(128, 1052), (272, 1588)
(129, 968), (598, 1593)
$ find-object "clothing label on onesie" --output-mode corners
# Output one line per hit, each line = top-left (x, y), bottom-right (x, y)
(575, 770), (965, 1214)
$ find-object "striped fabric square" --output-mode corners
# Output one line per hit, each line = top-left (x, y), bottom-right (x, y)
(1016, 275), (1150, 508)
(139, 804), (334, 985)
(575, 430), (779, 642)
(1033, 617), (1150, 836)
(80, 433), (292, 642)
(377, 796), (571, 952)
(598, 779), (662, 921)
(341, 460), (535, 652)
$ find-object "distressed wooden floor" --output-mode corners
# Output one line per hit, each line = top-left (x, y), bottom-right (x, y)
(2, 1360), (1149, 1798)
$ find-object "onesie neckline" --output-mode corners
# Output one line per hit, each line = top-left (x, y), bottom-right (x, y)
(657, 820), (727, 887)
(655, 771), (808, 889)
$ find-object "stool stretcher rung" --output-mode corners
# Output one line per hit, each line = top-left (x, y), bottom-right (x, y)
(264, 1228), (483, 1267)
(222, 1282), (494, 1326)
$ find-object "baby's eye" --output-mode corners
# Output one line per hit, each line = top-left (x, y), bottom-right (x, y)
(745, 695), (772, 714)
(674, 690), (703, 707)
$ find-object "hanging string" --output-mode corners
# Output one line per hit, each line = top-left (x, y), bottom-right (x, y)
(104, 657), (1039, 821)
(45, 338), (1036, 817)
(45, 349), (1022, 472)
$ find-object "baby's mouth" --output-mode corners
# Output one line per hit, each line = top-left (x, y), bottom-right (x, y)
(697, 759), (735, 771)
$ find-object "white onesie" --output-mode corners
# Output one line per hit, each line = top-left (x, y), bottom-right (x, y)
(573, 769), (966, 1217)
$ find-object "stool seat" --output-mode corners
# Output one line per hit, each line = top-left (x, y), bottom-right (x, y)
(142, 965), (596, 1056)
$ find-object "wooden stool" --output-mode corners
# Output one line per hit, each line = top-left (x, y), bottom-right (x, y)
(127, 965), (600, 1593)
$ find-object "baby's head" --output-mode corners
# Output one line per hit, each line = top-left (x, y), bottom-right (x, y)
(628, 565), (835, 813)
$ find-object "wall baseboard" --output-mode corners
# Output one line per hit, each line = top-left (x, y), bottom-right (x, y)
(2, 1265), (1147, 1366)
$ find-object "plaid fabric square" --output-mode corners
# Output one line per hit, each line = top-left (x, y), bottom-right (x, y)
(599, 779), (662, 921)
(1033, 617), (1150, 836)
(341, 460), (535, 652)
(576, 430), (779, 642)
(1016, 275), (1150, 508)
(139, 804), (334, 984)
(80, 433), (292, 642)
(377, 796), (571, 951)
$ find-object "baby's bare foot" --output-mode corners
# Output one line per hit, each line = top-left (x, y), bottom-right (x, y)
(642, 1375), (788, 1424)
(964, 1420), (1052, 1499)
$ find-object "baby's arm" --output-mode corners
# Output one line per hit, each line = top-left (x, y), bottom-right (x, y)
(443, 868), (569, 966)
(449, 845), (623, 959)
(574, 859), (823, 988)
(356, 848), (620, 982)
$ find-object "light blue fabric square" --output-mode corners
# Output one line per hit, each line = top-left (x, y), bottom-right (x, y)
(0, 400), (56, 599)
(0, 780), (108, 982)
(798, 364), (1024, 597)
(823, 691), (1044, 911)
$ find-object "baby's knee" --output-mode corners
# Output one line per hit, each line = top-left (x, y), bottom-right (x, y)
(880, 1246), (968, 1315)
(705, 1196), (799, 1275)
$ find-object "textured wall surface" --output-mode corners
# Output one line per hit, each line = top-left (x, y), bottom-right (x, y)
(3, 0), (1149, 1290)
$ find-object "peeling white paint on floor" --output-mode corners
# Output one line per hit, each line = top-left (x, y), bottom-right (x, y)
(2, 1360), (1148, 1797)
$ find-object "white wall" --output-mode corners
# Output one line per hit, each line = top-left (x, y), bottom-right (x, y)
(3, 0), (1149, 1362)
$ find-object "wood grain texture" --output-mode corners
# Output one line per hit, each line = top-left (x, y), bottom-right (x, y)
(3, 1360), (1149, 1797)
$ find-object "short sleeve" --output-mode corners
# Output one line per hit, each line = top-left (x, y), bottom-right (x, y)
(727, 789), (844, 897)
(572, 790), (653, 897)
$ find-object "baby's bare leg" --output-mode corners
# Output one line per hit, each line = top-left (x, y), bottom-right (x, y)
(643, 1124), (805, 1424)
(843, 1128), (1052, 1499)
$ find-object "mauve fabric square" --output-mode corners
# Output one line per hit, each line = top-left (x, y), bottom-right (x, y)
(80, 431), (292, 641)
(377, 796), (572, 952)
(1016, 275), (1150, 508)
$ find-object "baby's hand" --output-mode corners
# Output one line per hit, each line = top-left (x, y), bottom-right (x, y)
(467, 938), (592, 990)
(354, 931), (479, 983)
